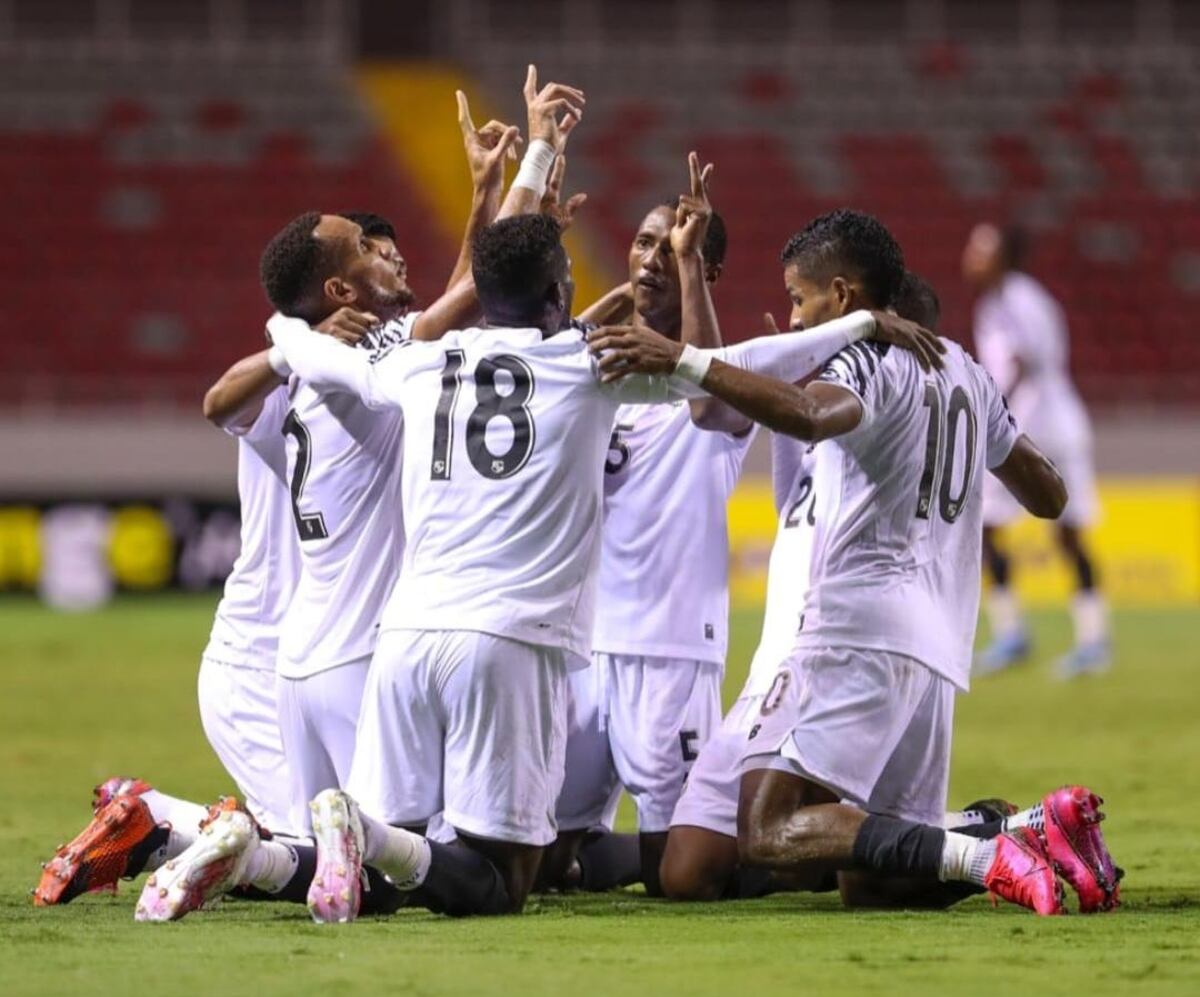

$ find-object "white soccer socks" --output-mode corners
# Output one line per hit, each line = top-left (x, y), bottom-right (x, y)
(358, 809), (432, 890)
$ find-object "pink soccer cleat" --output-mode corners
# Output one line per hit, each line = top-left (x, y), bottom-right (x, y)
(1042, 785), (1121, 912)
(92, 776), (154, 812)
(983, 827), (1066, 916)
(306, 789), (366, 924)
(134, 797), (259, 922)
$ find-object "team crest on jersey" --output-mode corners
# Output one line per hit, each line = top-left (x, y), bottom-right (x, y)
(491, 459), (506, 474)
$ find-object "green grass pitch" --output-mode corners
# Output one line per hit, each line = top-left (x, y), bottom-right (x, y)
(1, 595), (1197, 996)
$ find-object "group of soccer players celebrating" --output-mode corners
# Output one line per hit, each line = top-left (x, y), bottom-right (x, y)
(34, 65), (1121, 922)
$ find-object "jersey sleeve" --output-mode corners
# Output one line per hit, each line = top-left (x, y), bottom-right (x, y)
(713, 311), (875, 383)
(815, 342), (886, 431)
(230, 382), (290, 443)
(267, 314), (410, 409)
(981, 370), (1020, 469)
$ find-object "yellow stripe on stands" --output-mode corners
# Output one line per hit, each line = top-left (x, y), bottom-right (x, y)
(728, 477), (1200, 609)
(354, 62), (613, 309)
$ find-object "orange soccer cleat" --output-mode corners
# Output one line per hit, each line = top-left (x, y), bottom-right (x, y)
(33, 791), (165, 906)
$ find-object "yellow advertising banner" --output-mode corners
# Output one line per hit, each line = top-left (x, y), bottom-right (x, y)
(728, 477), (1200, 608)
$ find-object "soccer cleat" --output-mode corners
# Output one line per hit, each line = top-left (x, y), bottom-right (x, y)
(307, 789), (366, 924)
(1042, 785), (1121, 912)
(33, 793), (165, 906)
(983, 828), (1066, 916)
(92, 776), (153, 813)
(134, 798), (257, 922)
(974, 632), (1031, 676)
(1055, 641), (1111, 680)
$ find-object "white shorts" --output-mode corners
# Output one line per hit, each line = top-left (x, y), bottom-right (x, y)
(984, 446), (1098, 528)
(556, 654), (722, 834)
(347, 629), (569, 847)
(276, 656), (371, 835)
(668, 692), (763, 839)
(196, 654), (297, 836)
(742, 647), (954, 825)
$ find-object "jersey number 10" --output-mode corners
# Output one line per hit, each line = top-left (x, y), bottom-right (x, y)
(915, 383), (978, 524)
(431, 350), (537, 481)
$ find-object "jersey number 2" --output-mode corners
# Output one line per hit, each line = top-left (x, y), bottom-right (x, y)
(915, 384), (977, 523)
(431, 350), (536, 481)
(282, 409), (329, 542)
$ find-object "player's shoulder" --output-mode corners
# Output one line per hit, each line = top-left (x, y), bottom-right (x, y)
(820, 339), (893, 397)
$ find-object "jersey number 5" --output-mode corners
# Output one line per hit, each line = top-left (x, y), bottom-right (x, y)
(431, 350), (537, 481)
(282, 409), (329, 542)
(915, 383), (977, 523)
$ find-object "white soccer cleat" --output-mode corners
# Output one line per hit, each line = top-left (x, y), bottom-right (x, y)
(134, 798), (257, 922)
(307, 789), (366, 924)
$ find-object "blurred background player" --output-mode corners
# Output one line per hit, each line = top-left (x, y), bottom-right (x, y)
(963, 223), (1109, 678)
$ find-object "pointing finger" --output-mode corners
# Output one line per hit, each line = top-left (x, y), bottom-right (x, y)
(523, 64), (537, 102)
(455, 91), (475, 138)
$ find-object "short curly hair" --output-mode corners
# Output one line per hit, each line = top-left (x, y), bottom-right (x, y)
(340, 211), (397, 242)
(893, 271), (941, 331)
(472, 214), (566, 316)
(259, 211), (338, 318)
(660, 199), (728, 270)
(780, 209), (905, 309)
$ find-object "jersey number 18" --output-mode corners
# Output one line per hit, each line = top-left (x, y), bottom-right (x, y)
(431, 350), (537, 481)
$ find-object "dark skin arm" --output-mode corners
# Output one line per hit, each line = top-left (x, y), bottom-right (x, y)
(578, 282), (634, 326)
(991, 433), (1067, 519)
(691, 366), (863, 442)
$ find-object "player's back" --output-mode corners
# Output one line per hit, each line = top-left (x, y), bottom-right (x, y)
(207, 383), (300, 665)
(380, 325), (622, 662)
(797, 339), (1018, 689)
(276, 320), (411, 677)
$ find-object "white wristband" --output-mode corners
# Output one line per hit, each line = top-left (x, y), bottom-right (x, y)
(673, 343), (713, 384)
(267, 344), (292, 379)
(512, 139), (556, 196)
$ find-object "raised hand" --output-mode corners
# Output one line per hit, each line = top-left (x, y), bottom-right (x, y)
(869, 311), (947, 372)
(541, 155), (588, 231)
(587, 324), (684, 382)
(670, 151), (715, 259)
(762, 312), (781, 334)
(523, 64), (585, 152)
(456, 90), (522, 195)
(314, 307), (379, 346)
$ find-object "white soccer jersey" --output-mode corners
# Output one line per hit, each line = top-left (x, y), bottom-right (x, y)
(269, 319), (707, 662)
(274, 317), (414, 679)
(205, 385), (300, 669)
(591, 403), (755, 665)
(793, 339), (1020, 690)
(742, 442), (818, 696)
(973, 271), (1091, 453)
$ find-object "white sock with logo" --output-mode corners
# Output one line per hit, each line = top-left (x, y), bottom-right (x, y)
(358, 810), (432, 890)
(244, 839), (299, 893)
(1003, 803), (1044, 834)
(140, 790), (209, 833)
(940, 832), (996, 885)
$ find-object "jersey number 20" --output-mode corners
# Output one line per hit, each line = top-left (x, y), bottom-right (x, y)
(916, 383), (977, 523)
(431, 350), (536, 481)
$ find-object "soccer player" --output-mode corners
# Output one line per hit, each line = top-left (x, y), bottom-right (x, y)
(544, 155), (757, 897)
(659, 272), (1023, 903)
(592, 210), (1120, 915)
(963, 223), (1109, 677)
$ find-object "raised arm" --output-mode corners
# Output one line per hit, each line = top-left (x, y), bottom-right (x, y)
(496, 65), (584, 221)
(409, 94), (520, 342)
(578, 282), (634, 326)
(991, 436), (1067, 519)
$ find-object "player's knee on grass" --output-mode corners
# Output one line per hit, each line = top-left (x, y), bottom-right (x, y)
(535, 829), (587, 891)
(659, 827), (738, 901)
(459, 834), (544, 913)
(736, 768), (840, 870)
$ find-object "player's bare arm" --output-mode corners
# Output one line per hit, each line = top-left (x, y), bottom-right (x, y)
(540, 154), (587, 232)
(204, 308), (377, 429)
(991, 434), (1068, 519)
(441, 90), (521, 293)
(671, 151), (753, 434)
(578, 282), (634, 326)
(409, 96), (520, 342)
(496, 65), (584, 221)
